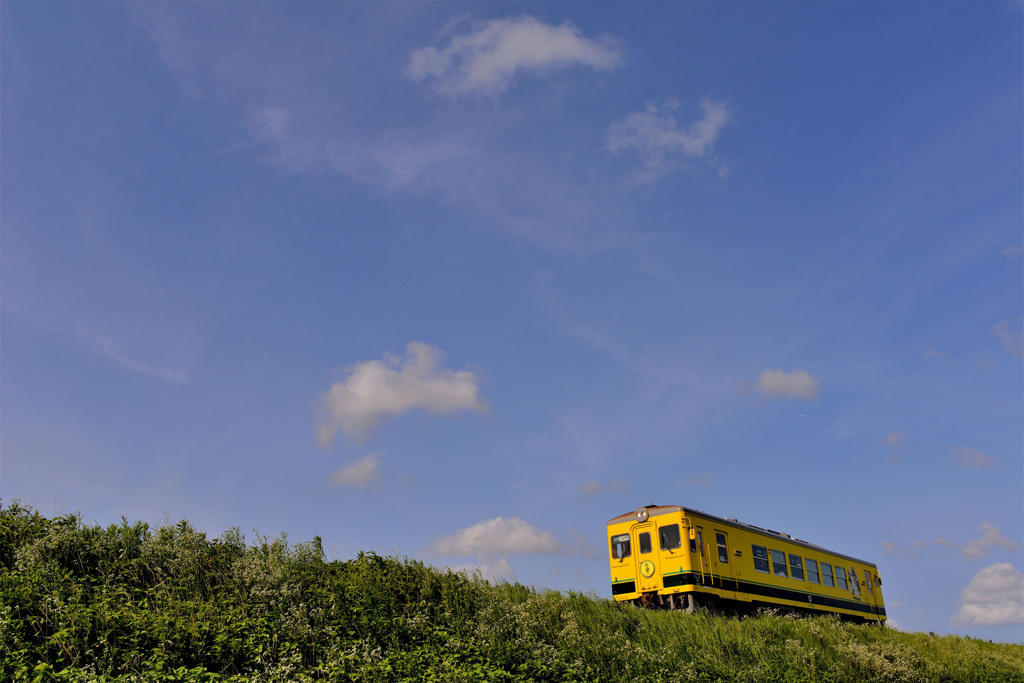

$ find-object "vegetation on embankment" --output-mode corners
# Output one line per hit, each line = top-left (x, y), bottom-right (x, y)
(1, 503), (1021, 682)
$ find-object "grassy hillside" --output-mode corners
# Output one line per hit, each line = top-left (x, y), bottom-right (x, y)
(1, 503), (1020, 682)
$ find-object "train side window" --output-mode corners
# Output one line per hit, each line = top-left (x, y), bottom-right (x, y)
(715, 533), (729, 564)
(639, 532), (652, 554)
(821, 562), (835, 587)
(790, 555), (805, 581)
(659, 524), (682, 551)
(806, 559), (820, 584)
(610, 534), (631, 559)
(696, 530), (705, 556)
(836, 566), (848, 590)
(752, 545), (769, 573)
(770, 549), (787, 577)
(849, 568), (860, 596)
(689, 533), (697, 554)
(865, 571), (873, 595)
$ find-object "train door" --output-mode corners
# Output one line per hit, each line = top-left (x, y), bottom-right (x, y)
(863, 568), (882, 619)
(711, 529), (737, 599)
(632, 523), (662, 593)
(691, 525), (710, 585)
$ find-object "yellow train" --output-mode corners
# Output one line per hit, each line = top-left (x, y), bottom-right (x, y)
(607, 505), (886, 622)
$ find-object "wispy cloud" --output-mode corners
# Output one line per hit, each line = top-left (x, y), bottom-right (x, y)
(994, 319), (1023, 359)
(881, 540), (927, 561)
(579, 476), (627, 497)
(1000, 242), (1023, 258)
(133, 7), (642, 253)
(936, 522), (1019, 561)
(316, 343), (488, 446)
(677, 473), (719, 489)
(607, 97), (731, 184)
(881, 432), (906, 462)
(3, 215), (196, 384)
(951, 445), (994, 470)
(754, 368), (821, 400)
(328, 453), (381, 489)
(950, 562), (1024, 626)
(408, 15), (621, 97)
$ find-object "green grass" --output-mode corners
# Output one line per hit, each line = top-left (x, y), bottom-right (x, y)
(2, 502), (1020, 682)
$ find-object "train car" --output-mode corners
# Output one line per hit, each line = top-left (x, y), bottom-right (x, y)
(607, 505), (886, 622)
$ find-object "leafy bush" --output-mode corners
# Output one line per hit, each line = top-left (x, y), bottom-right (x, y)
(1, 502), (1021, 682)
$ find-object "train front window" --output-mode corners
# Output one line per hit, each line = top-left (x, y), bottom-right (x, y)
(659, 524), (681, 551)
(752, 545), (769, 573)
(789, 555), (804, 581)
(821, 562), (834, 587)
(806, 559), (820, 584)
(611, 534), (631, 560)
(716, 533), (728, 564)
(639, 532), (652, 554)
(770, 549), (788, 577)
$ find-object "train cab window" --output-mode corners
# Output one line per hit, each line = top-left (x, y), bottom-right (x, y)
(639, 532), (652, 554)
(821, 562), (835, 587)
(689, 533), (697, 554)
(659, 524), (682, 551)
(696, 530), (705, 556)
(752, 545), (769, 573)
(835, 566), (848, 590)
(770, 549), (787, 577)
(806, 559), (820, 584)
(790, 555), (805, 581)
(610, 534), (631, 560)
(849, 568), (860, 596)
(865, 571), (873, 595)
(715, 533), (729, 564)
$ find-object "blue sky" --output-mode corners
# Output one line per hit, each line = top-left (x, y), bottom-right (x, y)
(2, 1), (1022, 642)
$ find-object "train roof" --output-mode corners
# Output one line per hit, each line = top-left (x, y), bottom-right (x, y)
(607, 504), (877, 568)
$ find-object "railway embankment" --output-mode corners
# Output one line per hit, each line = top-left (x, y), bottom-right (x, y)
(2, 503), (1021, 682)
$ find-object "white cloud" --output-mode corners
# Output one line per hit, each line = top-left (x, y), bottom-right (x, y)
(317, 342), (488, 446)
(754, 368), (821, 400)
(408, 15), (621, 97)
(937, 523), (1019, 561)
(328, 453), (381, 489)
(448, 556), (516, 582)
(950, 563), (1024, 626)
(427, 516), (598, 580)
(428, 516), (567, 557)
(951, 445), (994, 470)
(607, 97), (731, 184)
(994, 319), (1024, 359)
